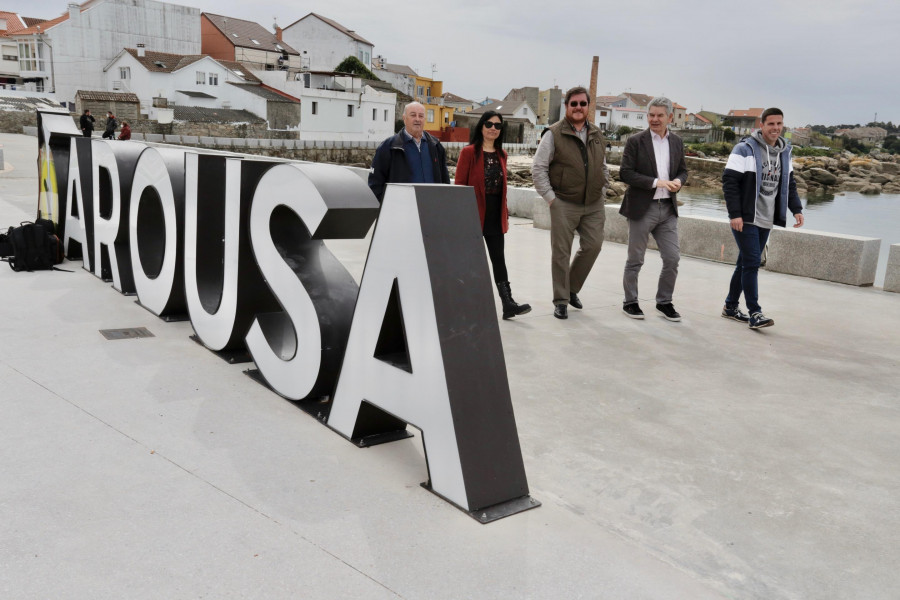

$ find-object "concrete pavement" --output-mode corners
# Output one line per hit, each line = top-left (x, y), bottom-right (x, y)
(1, 133), (898, 600)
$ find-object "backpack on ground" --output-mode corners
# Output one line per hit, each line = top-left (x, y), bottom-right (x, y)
(0, 219), (66, 272)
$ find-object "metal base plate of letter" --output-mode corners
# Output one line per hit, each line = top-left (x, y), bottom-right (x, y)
(190, 335), (252, 364)
(420, 481), (541, 524)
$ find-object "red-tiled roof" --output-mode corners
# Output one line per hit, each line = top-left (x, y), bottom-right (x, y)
(203, 13), (299, 55)
(286, 12), (373, 46)
(596, 95), (622, 104)
(728, 108), (764, 118)
(0, 12), (28, 35)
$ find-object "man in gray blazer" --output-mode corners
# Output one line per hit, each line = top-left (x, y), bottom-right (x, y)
(618, 97), (689, 321)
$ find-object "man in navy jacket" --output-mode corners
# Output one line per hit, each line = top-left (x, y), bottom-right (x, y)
(368, 102), (450, 203)
(721, 107), (804, 329)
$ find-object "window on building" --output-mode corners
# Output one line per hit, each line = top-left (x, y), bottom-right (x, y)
(384, 109), (388, 121)
(427, 109), (434, 123)
(311, 101), (318, 115)
(209, 73), (218, 85)
(119, 66), (130, 79)
(600, 111), (607, 116)
(372, 108), (377, 120)
(637, 114), (643, 120)
(196, 71), (205, 85)
(416, 85), (424, 96)
(623, 113), (629, 119)
(444, 113), (449, 124)
(347, 104), (354, 117)
(364, 51), (369, 64)
(3, 52), (17, 62)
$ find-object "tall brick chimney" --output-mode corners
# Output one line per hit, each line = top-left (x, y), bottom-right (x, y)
(588, 56), (598, 124)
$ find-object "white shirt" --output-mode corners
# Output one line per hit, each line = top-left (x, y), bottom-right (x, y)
(651, 130), (671, 200)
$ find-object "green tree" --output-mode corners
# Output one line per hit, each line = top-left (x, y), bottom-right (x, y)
(334, 56), (379, 80)
(883, 135), (900, 154)
(723, 128), (736, 142)
(614, 125), (635, 138)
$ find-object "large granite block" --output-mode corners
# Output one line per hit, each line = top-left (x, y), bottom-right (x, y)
(163, 134), (181, 144)
(199, 136), (215, 146)
(145, 133), (164, 143)
(766, 228), (880, 286)
(603, 204), (629, 245)
(246, 138), (259, 148)
(507, 187), (540, 219)
(231, 138), (246, 148)
(677, 214), (739, 264)
(23, 125), (38, 136)
(532, 197), (550, 230)
(214, 137), (230, 147)
(881, 244), (900, 293)
(130, 132), (145, 141)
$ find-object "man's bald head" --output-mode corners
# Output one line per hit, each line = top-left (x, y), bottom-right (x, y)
(403, 102), (426, 140)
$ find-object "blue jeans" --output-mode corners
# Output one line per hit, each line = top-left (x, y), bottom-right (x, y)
(725, 224), (770, 314)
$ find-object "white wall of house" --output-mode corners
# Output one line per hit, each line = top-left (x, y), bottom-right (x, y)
(105, 53), (268, 119)
(609, 107), (648, 131)
(281, 16), (373, 72)
(1, 41), (19, 82)
(253, 70), (394, 141)
(593, 107), (611, 130)
(16, 0), (199, 101)
(373, 68), (413, 97)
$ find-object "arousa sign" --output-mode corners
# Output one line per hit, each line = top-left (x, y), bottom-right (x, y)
(35, 109), (539, 522)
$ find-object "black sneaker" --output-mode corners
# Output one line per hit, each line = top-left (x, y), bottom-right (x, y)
(656, 303), (681, 322)
(749, 312), (774, 329)
(622, 303), (644, 319)
(569, 292), (583, 309)
(721, 305), (750, 323)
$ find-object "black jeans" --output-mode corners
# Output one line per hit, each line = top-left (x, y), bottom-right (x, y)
(484, 234), (508, 283)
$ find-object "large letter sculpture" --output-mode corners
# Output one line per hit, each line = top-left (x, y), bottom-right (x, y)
(91, 140), (144, 293)
(129, 146), (188, 318)
(245, 162), (379, 403)
(328, 184), (538, 522)
(36, 109), (80, 241)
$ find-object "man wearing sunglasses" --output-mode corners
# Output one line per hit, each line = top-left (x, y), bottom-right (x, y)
(533, 86), (609, 320)
(618, 96), (689, 322)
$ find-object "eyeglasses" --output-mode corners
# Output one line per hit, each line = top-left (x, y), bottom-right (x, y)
(483, 122), (502, 130)
(569, 101), (589, 107)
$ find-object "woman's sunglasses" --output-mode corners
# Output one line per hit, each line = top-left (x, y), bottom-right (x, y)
(483, 122), (503, 130)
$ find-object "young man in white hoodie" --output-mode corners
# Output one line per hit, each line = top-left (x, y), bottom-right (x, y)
(721, 108), (804, 329)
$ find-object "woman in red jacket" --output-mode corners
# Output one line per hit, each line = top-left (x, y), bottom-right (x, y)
(455, 110), (531, 319)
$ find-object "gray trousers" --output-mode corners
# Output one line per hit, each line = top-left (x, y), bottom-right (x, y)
(623, 200), (680, 305)
(550, 199), (605, 305)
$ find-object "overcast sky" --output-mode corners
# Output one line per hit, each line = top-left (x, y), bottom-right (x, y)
(15, 0), (900, 127)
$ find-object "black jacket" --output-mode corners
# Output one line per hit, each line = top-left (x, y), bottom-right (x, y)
(619, 128), (689, 220)
(368, 130), (450, 203)
(79, 114), (95, 133)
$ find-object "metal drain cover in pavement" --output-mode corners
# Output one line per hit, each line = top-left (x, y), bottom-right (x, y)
(99, 327), (155, 340)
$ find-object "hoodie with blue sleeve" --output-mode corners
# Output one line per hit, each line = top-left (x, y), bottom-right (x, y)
(721, 131), (802, 229)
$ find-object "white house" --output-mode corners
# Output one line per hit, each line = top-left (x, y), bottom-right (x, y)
(372, 59), (416, 97)
(280, 13), (374, 72)
(466, 100), (537, 125)
(608, 106), (648, 132)
(103, 47), (301, 128)
(594, 105), (611, 131)
(253, 69), (395, 141)
(10, 0), (200, 102)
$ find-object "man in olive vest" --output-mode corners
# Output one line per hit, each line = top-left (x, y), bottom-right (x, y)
(533, 86), (609, 319)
